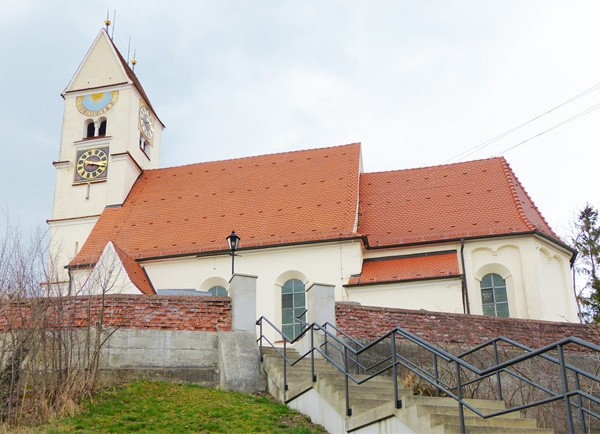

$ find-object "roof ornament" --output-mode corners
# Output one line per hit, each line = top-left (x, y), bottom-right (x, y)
(131, 49), (137, 72)
(105, 9), (116, 39)
(126, 36), (137, 71)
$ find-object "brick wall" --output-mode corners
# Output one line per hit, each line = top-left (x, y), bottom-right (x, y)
(0, 295), (231, 332)
(335, 302), (600, 349)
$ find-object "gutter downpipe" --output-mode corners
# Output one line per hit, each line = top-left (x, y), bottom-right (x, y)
(460, 238), (470, 314)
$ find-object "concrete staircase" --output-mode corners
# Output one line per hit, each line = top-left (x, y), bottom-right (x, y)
(261, 347), (554, 434)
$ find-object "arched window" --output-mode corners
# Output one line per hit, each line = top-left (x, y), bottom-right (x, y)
(208, 285), (227, 296)
(480, 273), (509, 317)
(86, 122), (95, 138)
(281, 279), (306, 340)
(98, 120), (107, 136)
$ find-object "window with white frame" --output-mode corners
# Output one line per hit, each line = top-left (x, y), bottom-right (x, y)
(281, 279), (306, 340)
(480, 273), (509, 317)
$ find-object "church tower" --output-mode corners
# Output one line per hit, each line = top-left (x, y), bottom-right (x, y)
(48, 28), (164, 277)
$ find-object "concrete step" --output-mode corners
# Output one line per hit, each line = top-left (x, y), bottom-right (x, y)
(262, 345), (551, 434)
(402, 395), (551, 434)
(430, 423), (554, 434)
(428, 413), (537, 429)
(403, 394), (507, 411)
(414, 403), (527, 419)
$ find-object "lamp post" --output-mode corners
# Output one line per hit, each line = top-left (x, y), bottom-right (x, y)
(226, 230), (241, 275)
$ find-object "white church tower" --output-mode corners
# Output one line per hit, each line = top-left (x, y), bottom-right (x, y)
(48, 28), (164, 279)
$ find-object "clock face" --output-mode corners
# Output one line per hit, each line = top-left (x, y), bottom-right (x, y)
(76, 91), (118, 117)
(139, 106), (154, 140)
(75, 148), (109, 182)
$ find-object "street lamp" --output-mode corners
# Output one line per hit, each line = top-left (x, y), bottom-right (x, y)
(226, 230), (241, 274)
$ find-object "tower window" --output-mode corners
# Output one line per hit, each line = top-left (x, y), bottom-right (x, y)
(481, 273), (509, 317)
(86, 122), (95, 138)
(98, 120), (107, 136)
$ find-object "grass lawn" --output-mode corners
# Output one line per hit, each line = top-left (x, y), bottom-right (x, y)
(24, 381), (326, 434)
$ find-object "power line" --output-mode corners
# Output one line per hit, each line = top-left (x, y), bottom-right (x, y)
(492, 101), (600, 156)
(444, 81), (600, 163)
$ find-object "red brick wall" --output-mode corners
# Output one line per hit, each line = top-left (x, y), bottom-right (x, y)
(0, 295), (231, 332)
(335, 303), (600, 349)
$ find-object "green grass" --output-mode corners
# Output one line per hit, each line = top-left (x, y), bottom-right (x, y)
(28, 382), (326, 434)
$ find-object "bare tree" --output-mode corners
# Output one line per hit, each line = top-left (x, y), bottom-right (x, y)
(0, 218), (129, 429)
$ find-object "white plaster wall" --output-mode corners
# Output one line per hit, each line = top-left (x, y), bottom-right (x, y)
(68, 33), (128, 91)
(143, 241), (364, 340)
(347, 279), (464, 313)
(48, 216), (99, 281)
(465, 235), (577, 322)
(535, 240), (579, 322)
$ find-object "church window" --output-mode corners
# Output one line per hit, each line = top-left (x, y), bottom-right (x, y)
(86, 121), (95, 138)
(480, 273), (509, 317)
(208, 285), (227, 296)
(98, 120), (107, 136)
(281, 279), (306, 340)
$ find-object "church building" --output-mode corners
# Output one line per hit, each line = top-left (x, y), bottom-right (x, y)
(48, 29), (580, 337)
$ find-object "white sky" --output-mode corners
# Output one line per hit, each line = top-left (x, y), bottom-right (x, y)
(1, 1), (598, 240)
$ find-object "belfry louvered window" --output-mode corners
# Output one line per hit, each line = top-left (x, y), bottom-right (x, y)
(281, 279), (306, 340)
(481, 273), (509, 317)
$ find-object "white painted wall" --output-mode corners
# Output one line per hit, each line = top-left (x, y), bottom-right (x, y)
(465, 235), (578, 323)
(69, 233), (579, 335)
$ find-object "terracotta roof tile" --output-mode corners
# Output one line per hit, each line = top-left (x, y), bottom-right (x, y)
(347, 252), (459, 285)
(71, 147), (562, 268)
(112, 243), (156, 295)
(358, 157), (557, 247)
(71, 143), (361, 266)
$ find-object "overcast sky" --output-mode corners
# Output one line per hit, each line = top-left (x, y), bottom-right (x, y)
(1, 1), (598, 241)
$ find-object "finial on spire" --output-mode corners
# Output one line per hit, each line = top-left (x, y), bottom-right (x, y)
(131, 49), (137, 71)
(105, 9), (111, 32)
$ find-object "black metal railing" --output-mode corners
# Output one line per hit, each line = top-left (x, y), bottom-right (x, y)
(256, 316), (600, 433)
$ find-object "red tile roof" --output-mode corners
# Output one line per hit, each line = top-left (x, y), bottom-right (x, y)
(347, 252), (460, 285)
(71, 143), (362, 266)
(71, 144), (561, 268)
(358, 157), (558, 247)
(112, 243), (155, 295)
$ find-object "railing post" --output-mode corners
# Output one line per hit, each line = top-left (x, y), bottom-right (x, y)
(259, 319), (263, 362)
(493, 341), (503, 401)
(311, 326), (316, 382)
(558, 344), (575, 433)
(455, 362), (465, 434)
(434, 353), (440, 397)
(344, 346), (352, 416)
(574, 371), (586, 433)
(283, 339), (288, 391)
(392, 331), (400, 408)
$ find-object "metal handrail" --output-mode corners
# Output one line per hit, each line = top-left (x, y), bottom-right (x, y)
(256, 316), (600, 433)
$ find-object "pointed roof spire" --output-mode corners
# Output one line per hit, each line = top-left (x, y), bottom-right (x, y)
(62, 29), (163, 126)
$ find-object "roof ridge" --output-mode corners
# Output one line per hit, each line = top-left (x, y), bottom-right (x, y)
(103, 29), (162, 125)
(499, 157), (559, 239)
(364, 156), (504, 176)
(143, 142), (362, 172)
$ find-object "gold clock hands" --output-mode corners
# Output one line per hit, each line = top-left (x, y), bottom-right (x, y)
(84, 160), (107, 167)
